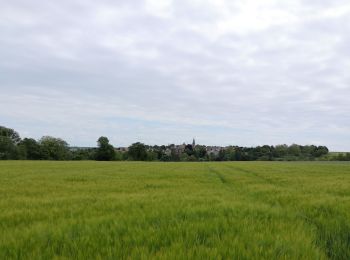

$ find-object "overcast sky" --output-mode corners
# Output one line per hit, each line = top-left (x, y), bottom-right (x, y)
(1, 0), (349, 150)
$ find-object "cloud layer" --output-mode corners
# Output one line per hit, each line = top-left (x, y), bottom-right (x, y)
(1, 0), (350, 150)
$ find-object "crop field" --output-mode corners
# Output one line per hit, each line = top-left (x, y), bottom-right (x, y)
(0, 161), (350, 259)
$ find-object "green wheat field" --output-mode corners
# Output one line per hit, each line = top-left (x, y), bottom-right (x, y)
(1, 161), (350, 259)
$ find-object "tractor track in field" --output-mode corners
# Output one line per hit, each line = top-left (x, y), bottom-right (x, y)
(223, 164), (281, 187)
(207, 166), (228, 184)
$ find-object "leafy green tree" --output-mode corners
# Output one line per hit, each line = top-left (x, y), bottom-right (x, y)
(343, 153), (350, 161)
(208, 152), (217, 161)
(0, 136), (17, 159)
(0, 126), (21, 159)
(170, 149), (180, 161)
(288, 144), (301, 157)
(314, 146), (329, 157)
(346, 153), (350, 161)
(336, 153), (345, 161)
(18, 138), (41, 160)
(0, 126), (21, 144)
(71, 148), (96, 160)
(334, 153), (350, 161)
(184, 144), (194, 156)
(160, 154), (171, 161)
(234, 147), (243, 161)
(188, 155), (197, 161)
(39, 136), (70, 160)
(114, 151), (124, 161)
(179, 152), (189, 161)
(274, 144), (288, 158)
(194, 145), (207, 160)
(217, 149), (226, 161)
(128, 142), (147, 161)
(146, 150), (158, 161)
(224, 146), (236, 161)
(95, 137), (115, 161)
(301, 145), (317, 158)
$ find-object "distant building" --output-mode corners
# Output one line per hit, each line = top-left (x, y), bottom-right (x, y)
(206, 146), (222, 156)
(172, 143), (186, 155)
(164, 148), (172, 156)
(116, 147), (129, 152)
(69, 146), (95, 152)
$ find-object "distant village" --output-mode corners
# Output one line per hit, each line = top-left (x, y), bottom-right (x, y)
(114, 139), (222, 156)
(70, 138), (332, 161)
(1, 125), (336, 161)
(71, 139), (225, 161)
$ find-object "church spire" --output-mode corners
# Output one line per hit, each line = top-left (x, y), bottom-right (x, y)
(192, 138), (196, 148)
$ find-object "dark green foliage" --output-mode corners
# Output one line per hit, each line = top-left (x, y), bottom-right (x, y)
(0, 135), (18, 159)
(332, 152), (350, 161)
(39, 136), (70, 160)
(0, 126), (21, 144)
(194, 145), (207, 160)
(184, 144), (194, 156)
(314, 146), (329, 157)
(274, 144), (288, 158)
(128, 142), (147, 161)
(95, 137), (115, 161)
(71, 148), (96, 160)
(0, 126), (21, 159)
(288, 144), (301, 156)
(18, 138), (41, 160)
(160, 154), (171, 161)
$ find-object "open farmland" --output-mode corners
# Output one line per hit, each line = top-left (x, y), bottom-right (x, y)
(0, 161), (350, 259)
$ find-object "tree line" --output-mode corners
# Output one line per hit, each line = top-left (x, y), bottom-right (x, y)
(1, 125), (347, 161)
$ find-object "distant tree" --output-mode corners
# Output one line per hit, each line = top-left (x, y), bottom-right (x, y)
(241, 148), (252, 161)
(188, 155), (197, 161)
(194, 145), (207, 160)
(170, 149), (180, 161)
(334, 152), (350, 161)
(95, 136), (115, 161)
(217, 149), (226, 161)
(274, 144), (288, 158)
(336, 153), (345, 161)
(0, 136), (17, 159)
(146, 150), (158, 161)
(0, 126), (21, 159)
(261, 145), (273, 160)
(184, 144), (194, 156)
(180, 152), (189, 161)
(234, 147), (243, 161)
(288, 144), (301, 157)
(314, 146), (329, 157)
(224, 146), (236, 161)
(253, 145), (272, 161)
(71, 148), (96, 160)
(114, 151), (124, 161)
(39, 136), (70, 160)
(346, 153), (350, 161)
(122, 152), (129, 161)
(128, 142), (147, 161)
(160, 154), (171, 161)
(18, 138), (41, 160)
(0, 126), (21, 144)
(301, 145), (317, 157)
(151, 145), (165, 160)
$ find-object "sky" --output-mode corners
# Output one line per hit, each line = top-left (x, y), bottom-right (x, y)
(0, 0), (350, 150)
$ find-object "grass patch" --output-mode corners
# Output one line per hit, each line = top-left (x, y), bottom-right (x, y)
(0, 161), (350, 259)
